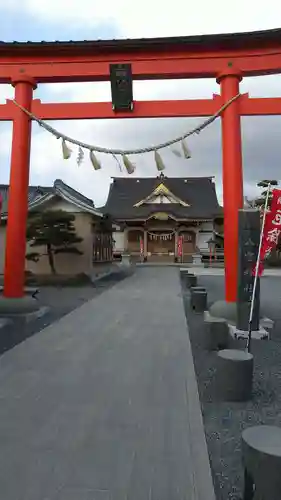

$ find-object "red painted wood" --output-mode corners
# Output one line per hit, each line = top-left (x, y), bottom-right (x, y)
(218, 71), (243, 302)
(1, 47), (281, 83)
(239, 95), (281, 115)
(3, 95), (281, 121)
(3, 76), (36, 298)
(1, 96), (222, 120)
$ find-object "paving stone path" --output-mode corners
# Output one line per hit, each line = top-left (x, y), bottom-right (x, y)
(0, 267), (214, 500)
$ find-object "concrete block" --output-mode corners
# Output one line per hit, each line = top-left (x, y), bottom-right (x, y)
(209, 299), (237, 324)
(179, 268), (189, 273)
(216, 349), (253, 401)
(228, 323), (269, 341)
(185, 274), (197, 288)
(120, 254), (131, 266)
(0, 296), (40, 315)
(190, 290), (207, 313)
(203, 312), (229, 350)
(190, 286), (206, 294)
(242, 425), (281, 500)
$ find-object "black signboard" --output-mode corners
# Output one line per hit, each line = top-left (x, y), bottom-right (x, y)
(237, 209), (260, 331)
(110, 63), (133, 111)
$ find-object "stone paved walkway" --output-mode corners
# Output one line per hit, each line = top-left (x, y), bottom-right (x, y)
(0, 267), (214, 500)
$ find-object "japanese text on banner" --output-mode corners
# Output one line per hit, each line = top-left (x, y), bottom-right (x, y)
(254, 188), (281, 276)
(177, 235), (183, 258)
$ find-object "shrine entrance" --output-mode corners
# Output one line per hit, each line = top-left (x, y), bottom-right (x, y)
(181, 232), (196, 261)
(1, 29), (281, 302)
(147, 230), (175, 262)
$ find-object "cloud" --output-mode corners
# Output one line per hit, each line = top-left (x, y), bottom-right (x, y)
(3, 0), (281, 38)
(0, 84), (14, 103)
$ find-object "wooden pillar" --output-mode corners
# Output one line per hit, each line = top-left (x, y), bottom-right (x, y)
(217, 69), (243, 303)
(3, 76), (36, 298)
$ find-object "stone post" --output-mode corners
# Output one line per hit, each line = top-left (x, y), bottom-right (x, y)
(236, 209), (260, 331)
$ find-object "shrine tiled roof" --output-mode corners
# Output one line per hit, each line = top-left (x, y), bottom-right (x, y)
(0, 179), (103, 220)
(102, 175), (223, 220)
(1, 28), (280, 54)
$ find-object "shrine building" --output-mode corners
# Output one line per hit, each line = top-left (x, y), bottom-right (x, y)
(102, 173), (223, 263)
(0, 179), (117, 277)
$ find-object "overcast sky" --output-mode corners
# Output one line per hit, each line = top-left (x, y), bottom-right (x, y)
(1, 1), (281, 207)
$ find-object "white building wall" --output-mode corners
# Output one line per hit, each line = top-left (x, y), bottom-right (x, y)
(113, 231), (125, 252)
(201, 221), (214, 231)
(196, 221), (214, 252)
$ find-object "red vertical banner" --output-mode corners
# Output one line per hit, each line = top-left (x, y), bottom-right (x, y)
(177, 235), (183, 258)
(254, 188), (281, 276)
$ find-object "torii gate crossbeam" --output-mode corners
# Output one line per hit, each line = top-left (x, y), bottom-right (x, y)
(1, 28), (281, 303)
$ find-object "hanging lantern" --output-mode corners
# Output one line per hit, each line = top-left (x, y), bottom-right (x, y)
(89, 150), (101, 170)
(154, 150), (165, 171)
(181, 140), (192, 159)
(77, 146), (84, 166)
(122, 155), (135, 174)
(62, 139), (72, 160)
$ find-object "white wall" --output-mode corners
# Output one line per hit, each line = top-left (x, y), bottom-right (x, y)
(113, 231), (125, 251)
(200, 221), (214, 231)
(196, 221), (214, 252)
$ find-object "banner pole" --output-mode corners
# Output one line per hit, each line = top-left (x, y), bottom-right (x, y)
(246, 183), (271, 352)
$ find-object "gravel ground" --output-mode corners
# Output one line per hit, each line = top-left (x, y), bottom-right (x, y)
(0, 268), (132, 357)
(182, 274), (281, 500)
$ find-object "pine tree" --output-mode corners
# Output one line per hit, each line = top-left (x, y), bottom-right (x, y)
(26, 210), (83, 274)
(255, 179), (278, 209)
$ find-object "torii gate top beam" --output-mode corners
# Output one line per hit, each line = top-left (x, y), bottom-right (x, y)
(1, 28), (281, 83)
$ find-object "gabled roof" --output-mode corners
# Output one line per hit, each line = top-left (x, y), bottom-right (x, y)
(102, 175), (223, 220)
(0, 179), (103, 220)
(134, 182), (189, 207)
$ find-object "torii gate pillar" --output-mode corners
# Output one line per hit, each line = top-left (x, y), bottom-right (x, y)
(217, 69), (244, 302)
(3, 76), (36, 298)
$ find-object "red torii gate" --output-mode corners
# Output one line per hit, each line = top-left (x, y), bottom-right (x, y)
(1, 28), (281, 303)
